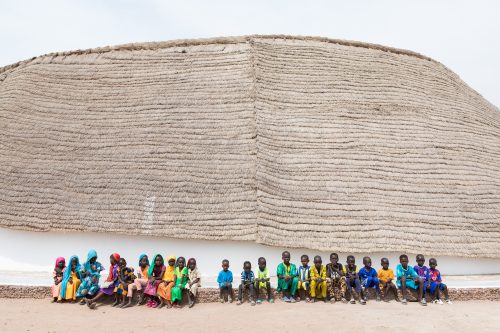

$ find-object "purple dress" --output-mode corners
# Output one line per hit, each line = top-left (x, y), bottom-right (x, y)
(100, 264), (118, 295)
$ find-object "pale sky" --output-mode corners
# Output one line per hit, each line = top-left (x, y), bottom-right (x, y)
(1, 0), (498, 107)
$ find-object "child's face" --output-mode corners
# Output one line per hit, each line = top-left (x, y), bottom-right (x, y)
(178, 258), (185, 269)
(282, 252), (290, 265)
(119, 259), (126, 269)
(168, 259), (175, 267)
(429, 259), (437, 269)
(222, 262), (229, 271)
(71, 263), (77, 271)
(363, 257), (372, 268)
(301, 257), (309, 267)
(109, 255), (115, 265)
(91, 276), (98, 284)
(330, 254), (338, 265)
(347, 257), (355, 267)
(140, 256), (149, 268)
(189, 261), (196, 270)
(243, 263), (251, 272)
(400, 257), (409, 268)
(258, 259), (266, 270)
(381, 259), (389, 269)
(155, 256), (163, 266)
(90, 257), (96, 264)
(57, 261), (65, 269)
(314, 257), (322, 269)
(416, 255), (425, 267)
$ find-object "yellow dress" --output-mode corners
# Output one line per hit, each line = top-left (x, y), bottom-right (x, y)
(59, 271), (81, 301)
(309, 265), (327, 298)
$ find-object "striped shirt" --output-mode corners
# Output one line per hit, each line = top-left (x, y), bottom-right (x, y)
(241, 270), (255, 283)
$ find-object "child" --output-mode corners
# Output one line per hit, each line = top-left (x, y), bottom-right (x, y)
(143, 254), (165, 308)
(414, 254), (430, 295)
(185, 258), (201, 308)
(124, 254), (149, 308)
(171, 257), (189, 308)
(254, 257), (273, 304)
(76, 272), (100, 301)
(276, 251), (298, 303)
(59, 255), (82, 302)
(114, 258), (136, 307)
(358, 256), (381, 302)
(326, 252), (347, 303)
(429, 258), (452, 304)
(396, 254), (426, 306)
(378, 258), (400, 302)
(217, 259), (234, 303)
(157, 255), (176, 309)
(237, 261), (256, 306)
(51, 257), (65, 302)
(86, 253), (121, 309)
(343, 255), (365, 304)
(78, 249), (104, 304)
(309, 255), (327, 302)
(296, 254), (311, 302)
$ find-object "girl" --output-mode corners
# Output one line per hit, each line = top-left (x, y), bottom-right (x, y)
(123, 254), (149, 308)
(77, 249), (104, 304)
(51, 257), (65, 303)
(143, 254), (165, 308)
(114, 258), (136, 307)
(58, 256), (82, 302)
(157, 255), (176, 309)
(77, 273), (100, 301)
(186, 258), (201, 308)
(171, 257), (189, 308)
(86, 253), (121, 309)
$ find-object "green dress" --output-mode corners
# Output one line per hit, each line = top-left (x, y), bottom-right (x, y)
(276, 263), (298, 295)
(171, 266), (188, 302)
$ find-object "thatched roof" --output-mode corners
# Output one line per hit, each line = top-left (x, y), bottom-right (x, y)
(1, 35), (499, 257)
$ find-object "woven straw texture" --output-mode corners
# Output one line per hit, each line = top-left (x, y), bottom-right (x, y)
(1, 35), (499, 257)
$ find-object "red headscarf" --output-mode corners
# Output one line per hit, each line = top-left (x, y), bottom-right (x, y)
(106, 253), (121, 282)
(187, 258), (196, 268)
(55, 257), (65, 269)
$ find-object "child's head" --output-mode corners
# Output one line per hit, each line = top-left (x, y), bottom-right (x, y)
(167, 256), (176, 267)
(154, 255), (164, 267)
(329, 253), (339, 265)
(416, 254), (425, 266)
(118, 258), (127, 269)
(429, 258), (438, 269)
(363, 256), (372, 268)
(381, 257), (389, 269)
(177, 257), (185, 269)
(71, 257), (78, 271)
(399, 254), (409, 268)
(243, 261), (252, 272)
(282, 251), (291, 264)
(187, 258), (197, 270)
(300, 254), (309, 267)
(346, 255), (355, 267)
(55, 257), (65, 270)
(139, 255), (149, 268)
(258, 257), (266, 270)
(109, 254), (118, 265)
(222, 259), (230, 271)
(313, 255), (322, 269)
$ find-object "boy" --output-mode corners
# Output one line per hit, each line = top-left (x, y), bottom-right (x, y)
(309, 255), (327, 302)
(414, 254), (430, 294)
(297, 254), (311, 302)
(358, 256), (381, 302)
(217, 259), (234, 303)
(326, 252), (347, 303)
(429, 258), (452, 304)
(378, 258), (400, 302)
(276, 251), (298, 303)
(237, 261), (256, 306)
(254, 257), (273, 304)
(396, 254), (426, 305)
(343, 255), (365, 305)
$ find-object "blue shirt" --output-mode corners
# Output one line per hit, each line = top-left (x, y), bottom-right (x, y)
(413, 265), (430, 283)
(217, 270), (233, 287)
(358, 266), (377, 281)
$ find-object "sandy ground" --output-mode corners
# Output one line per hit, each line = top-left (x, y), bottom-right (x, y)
(1, 299), (500, 333)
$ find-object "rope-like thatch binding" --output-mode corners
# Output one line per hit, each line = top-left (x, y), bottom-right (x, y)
(0, 36), (499, 257)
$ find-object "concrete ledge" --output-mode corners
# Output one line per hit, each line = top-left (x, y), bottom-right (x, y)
(1, 285), (500, 302)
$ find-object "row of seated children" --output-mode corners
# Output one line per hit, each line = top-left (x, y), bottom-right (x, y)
(218, 251), (451, 306)
(52, 251), (201, 309)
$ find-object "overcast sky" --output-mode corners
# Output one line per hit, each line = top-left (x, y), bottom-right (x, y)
(1, 0), (498, 106)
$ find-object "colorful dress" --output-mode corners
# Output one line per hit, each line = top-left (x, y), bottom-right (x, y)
(276, 263), (298, 295)
(310, 264), (327, 298)
(297, 265), (310, 291)
(171, 266), (189, 302)
(100, 264), (119, 295)
(144, 265), (165, 296)
(51, 257), (65, 298)
(326, 262), (346, 300)
(157, 265), (175, 301)
(186, 267), (201, 296)
(396, 264), (419, 289)
(59, 255), (82, 301)
(77, 273), (100, 298)
(114, 267), (136, 296)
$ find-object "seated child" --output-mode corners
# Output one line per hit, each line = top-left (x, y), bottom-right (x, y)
(114, 258), (136, 307)
(414, 254), (430, 294)
(157, 255), (176, 308)
(396, 254), (426, 306)
(124, 254), (149, 308)
(343, 255), (365, 305)
(237, 261), (256, 306)
(51, 257), (65, 303)
(359, 256), (381, 302)
(428, 258), (452, 304)
(254, 257), (273, 304)
(143, 254), (165, 308)
(217, 259), (234, 303)
(76, 272), (100, 301)
(59, 256), (82, 302)
(377, 258), (400, 302)
(276, 251), (298, 303)
(309, 255), (327, 302)
(326, 252), (347, 303)
(296, 254), (311, 302)
(78, 249), (104, 304)
(86, 253), (121, 309)
(185, 258), (201, 308)
(171, 257), (189, 308)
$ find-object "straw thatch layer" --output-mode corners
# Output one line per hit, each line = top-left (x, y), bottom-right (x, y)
(0, 35), (499, 257)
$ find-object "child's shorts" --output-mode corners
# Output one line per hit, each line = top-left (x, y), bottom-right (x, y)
(430, 282), (446, 294)
(297, 281), (309, 290)
(397, 278), (418, 290)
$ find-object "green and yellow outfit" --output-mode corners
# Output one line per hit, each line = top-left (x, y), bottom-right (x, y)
(171, 266), (188, 303)
(276, 263), (298, 296)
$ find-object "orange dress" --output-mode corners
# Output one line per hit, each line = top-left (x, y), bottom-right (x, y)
(157, 265), (175, 301)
